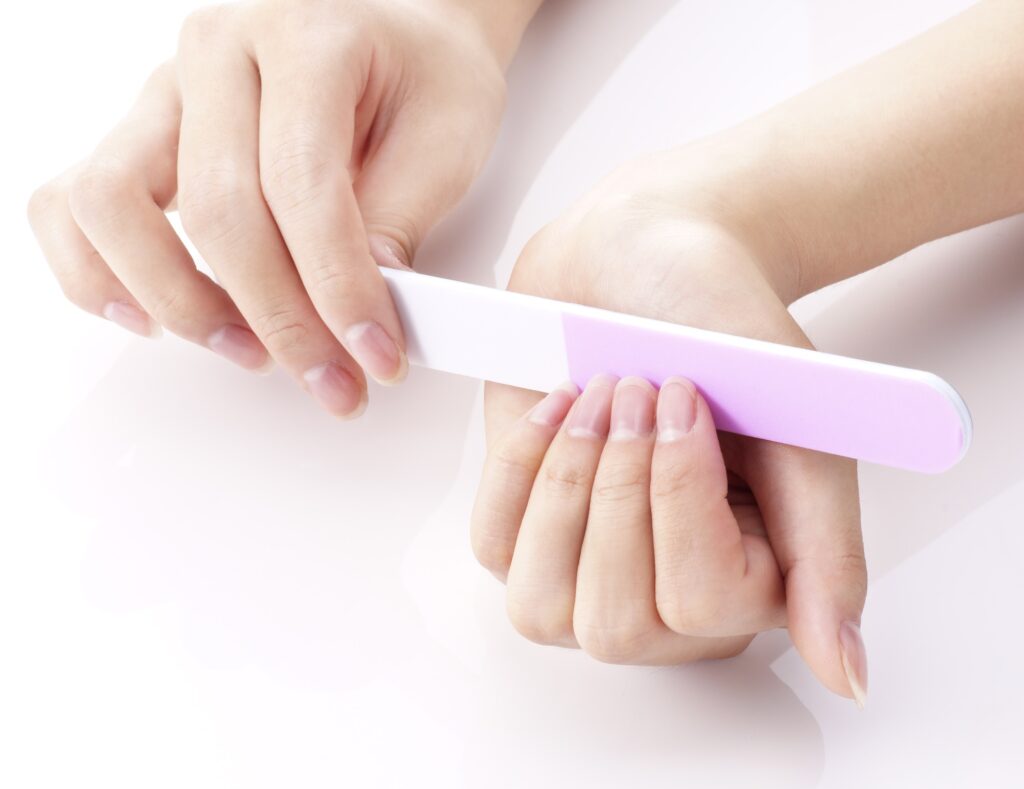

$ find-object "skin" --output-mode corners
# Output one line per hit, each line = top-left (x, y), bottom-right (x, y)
(27, 0), (1024, 707)
(474, 0), (1024, 706)
(27, 0), (542, 417)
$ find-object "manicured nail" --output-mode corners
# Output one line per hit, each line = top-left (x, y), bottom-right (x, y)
(528, 382), (579, 427)
(609, 377), (656, 440)
(656, 377), (698, 441)
(303, 361), (365, 419)
(368, 235), (411, 270)
(838, 620), (868, 709)
(103, 301), (161, 339)
(207, 324), (271, 372)
(566, 374), (617, 438)
(344, 321), (407, 385)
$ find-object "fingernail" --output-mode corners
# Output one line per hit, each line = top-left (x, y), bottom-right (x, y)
(344, 321), (408, 385)
(565, 374), (617, 438)
(303, 361), (365, 419)
(528, 382), (579, 427)
(656, 377), (698, 442)
(610, 377), (656, 440)
(838, 620), (868, 709)
(103, 301), (162, 339)
(207, 325), (271, 372)
(368, 235), (411, 270)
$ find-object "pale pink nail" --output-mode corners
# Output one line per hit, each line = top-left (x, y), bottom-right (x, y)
(303, 362), (365, 418)
(656, 377), (698, 442)
(565, 374), (617, 438)
(839, 620), (869, 709)
(102, 301), (161, 339)
(528, 383), (579, 427)
(344, 321), (407, 385)
(207, 325), (271, 372)
(368, 235), (411, 270)
(609, 377), (656, 440)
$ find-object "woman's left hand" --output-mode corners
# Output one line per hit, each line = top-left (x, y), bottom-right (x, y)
(471, 144), (868, 705)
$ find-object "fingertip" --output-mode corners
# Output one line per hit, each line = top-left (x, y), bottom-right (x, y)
(655, 376), (698, 442)
(526, 382), (578, 428)
(343, 320), (408, 385)
(368, 234), (413, 271)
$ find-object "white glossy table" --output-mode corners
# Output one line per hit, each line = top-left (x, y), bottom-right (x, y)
(3, 1), (1022, 786)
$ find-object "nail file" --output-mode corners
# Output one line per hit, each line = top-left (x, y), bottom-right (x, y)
(380, 267), (971, 473)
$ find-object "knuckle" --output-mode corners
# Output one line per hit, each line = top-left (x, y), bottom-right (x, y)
(656, 585), (724, 636)
(67, 161), (134, 227)
(178, 164), (253, 246)
(469, 523), (514, 581)
(574, 616), (652, 665)
(27, 180), (63, 225)
(506, 591), (574, 647)
(146, 286), (190, 326)
(261, 133), (337, 214)
(539, 457), (592, 499)
(179, 5), (233, 47)
(591, 460), (648, 505)
(650, 454), (701, 502)
(488, 440), (540, 492)
(249, 303), (311, 355)
(304, 259), (361, 298)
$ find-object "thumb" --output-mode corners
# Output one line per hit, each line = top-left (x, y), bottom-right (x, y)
(354, 113), (495, 270)
(744, 442), (869, 707)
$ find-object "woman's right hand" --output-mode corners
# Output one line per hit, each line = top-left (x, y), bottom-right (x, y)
(28, 0), (539, 417)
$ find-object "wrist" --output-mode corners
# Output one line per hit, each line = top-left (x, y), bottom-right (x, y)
(643, 135), (816, 306)
(442, 0), (544, 69)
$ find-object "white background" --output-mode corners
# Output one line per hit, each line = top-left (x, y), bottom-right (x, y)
(3, 1), (1023, 786)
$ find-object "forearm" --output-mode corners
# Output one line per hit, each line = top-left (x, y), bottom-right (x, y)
(713, 0), (1024, 303)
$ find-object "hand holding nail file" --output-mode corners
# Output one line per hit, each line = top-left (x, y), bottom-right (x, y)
(380, 267), (971, 473)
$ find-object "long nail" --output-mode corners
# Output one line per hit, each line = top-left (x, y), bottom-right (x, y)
(656, 376), (698, 441)
(344, 321), (407, 385)
(565, 374), (617, 438)
(838, 620), (868, 709)
(303, 361), (365, 419)
(103, 301), (161, 339)
(207, 324), (272, 373)
(528, 383), (579, 427)
(609, 377), (656, 440)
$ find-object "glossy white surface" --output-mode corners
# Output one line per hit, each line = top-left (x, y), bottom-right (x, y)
(3, 1), (1023, 786)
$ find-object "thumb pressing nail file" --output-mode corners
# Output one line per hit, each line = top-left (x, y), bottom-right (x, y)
(380, 267), (971, 473)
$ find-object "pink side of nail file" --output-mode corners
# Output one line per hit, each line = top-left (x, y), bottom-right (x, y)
(381, 267), (971, 473)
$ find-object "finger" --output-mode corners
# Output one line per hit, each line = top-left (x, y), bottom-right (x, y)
(649, 377), (786, 637)
(29, 164), (160, 338)
(256, 35), (408, 385)
(504, 374), (616, 648)
(743, 441), (868, 707)
(176, 8), (364, 414)
(63, 63), (260, 357)
(470, 383), (579, 581)
(575, 377), (753, 664)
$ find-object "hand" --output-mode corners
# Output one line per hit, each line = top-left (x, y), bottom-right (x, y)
(28, 0), (538, 417)
(471, 147), (869, 705)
